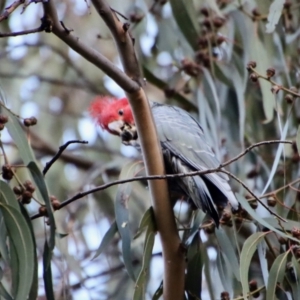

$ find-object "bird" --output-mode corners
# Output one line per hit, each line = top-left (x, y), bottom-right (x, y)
(89, 96), (238, 226)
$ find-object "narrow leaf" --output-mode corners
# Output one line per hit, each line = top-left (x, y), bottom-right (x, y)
(133, 228), (155, 300)
(260, 119), (289, 195)
(0, 283), (13, 300)
(0, 181), (20, 211)
(236, 194), (299, 243)
(169, 0), (199, 50)
(0, 204), (34, 300)
(19, 204), (38, 300)
(92, 221), (118, 260)
(27, 161), (55, 250)
(266, 0), (285, 33)
(43, 241), (55, 300)
(296, 125), (300, 156)
(115, 162), (139, 281)
(0, 105), (35, 164)
(240, 232), (269, 299)
(266, 251), (290, 300)
(0, 210), (9, 263)
(186, 234), (202, 300)
(257, 239), (269, 287)
(215, 227), (240, 281)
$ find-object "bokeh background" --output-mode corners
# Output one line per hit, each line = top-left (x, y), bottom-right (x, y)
(1, 0), (300, 299)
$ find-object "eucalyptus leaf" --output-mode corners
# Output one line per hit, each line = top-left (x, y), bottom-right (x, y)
(169, 0), (199, 50)
(0, 203), (34, 300)
(92, 221), (118, 260)
(266, 251), (290, 300)
(240, 232), (269, 299)
(266, 0), (285, 33)
(27, 161), (55, 250)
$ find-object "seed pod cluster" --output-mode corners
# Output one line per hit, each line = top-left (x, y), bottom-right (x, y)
(2, 164), (14, 180)
(285, 86), (299, 105)
(0, 114), (8, 131)
(181, 58), (200, 77)
(23, 116), (37, 127)
(13, 180), (36, 204)
(249, 280), (260, 298)
(220, 291), (230, 300)
(203, 220), (215, 234)
(50, 195), (60, 210)
(195, 6), (227, 68)
(220, 210), (232, 227)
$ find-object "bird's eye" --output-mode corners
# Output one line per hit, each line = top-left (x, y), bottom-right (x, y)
(118, 110), (124, 116)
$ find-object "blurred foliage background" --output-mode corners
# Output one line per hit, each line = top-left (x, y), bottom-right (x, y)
(1, 0), (300, 299)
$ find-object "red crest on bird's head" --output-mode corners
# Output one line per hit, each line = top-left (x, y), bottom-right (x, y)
(89, 96), (134, 135)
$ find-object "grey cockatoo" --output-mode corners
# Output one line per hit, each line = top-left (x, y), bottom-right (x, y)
(89, 96), (238, 226)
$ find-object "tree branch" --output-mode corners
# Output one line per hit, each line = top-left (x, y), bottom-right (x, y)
(43, 140), (88, 175)
(42, 1), (140, 93)
(92, 1), (144, 86)
(0, 0), (24, 22)
(42, 2), (185, 298)
(0, 25), (44, 37)
(31, 139), (292, 220)
(90, 2), (185, 299)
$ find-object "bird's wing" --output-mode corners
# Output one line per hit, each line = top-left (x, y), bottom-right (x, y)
(152, 103), (238, 209)
(152, 103), (222, 173)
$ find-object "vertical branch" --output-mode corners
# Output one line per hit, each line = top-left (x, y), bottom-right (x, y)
(42, 0), (185, 298)
(91, 2), (185, 299)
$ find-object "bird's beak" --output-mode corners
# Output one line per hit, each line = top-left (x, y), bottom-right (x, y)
(108, 120), (125, 135)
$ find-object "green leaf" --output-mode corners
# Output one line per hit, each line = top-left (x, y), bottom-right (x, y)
(249, 37), (274, 123)
(265, 0), (285, 33)
(134, 207), (155, 239)
(266, 251), (290, 300)
(115, 162), (138, 281)
(257, 239), (269, 287)
(43, 241), (55, 300)
(240, 232), (268, 299)
(133, 227), (155, 300)
(296, 125), (300, 156)
(0, 105), (35, 165)
(92, 221), (118, 260)
(0, 180), (20, 211)
(215, 227), (240, 281)
(216, 251), (232, 293)
(27, 161), (55, 250)
(169, 0), (199, 50)
(260, 120), (289, 195)
(19, 204), (38, 300)
(202, 68), (221, 122)
(263, 217), (300, 232)
(286, 254), (300, 300)
(9, 239), (18, 298)
(185, 210), (204, 246)
(216, 63), (246, 145)
(0, 283), (13, 300)
(0, 203), (34, 300)
(236, 194), (300, 243)
(0, 210), (9, 263)
(186, 234), (202, 300)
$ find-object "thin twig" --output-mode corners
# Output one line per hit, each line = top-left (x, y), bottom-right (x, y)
(42, 0), (140, 93)
(220, 169), (285, 222)
(250, 66), (300, 98)
(43, 140), (88, 175)
(31, 139), (292, 219)
(0, 0), (24, 22)
(0, 26), (44, 37)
